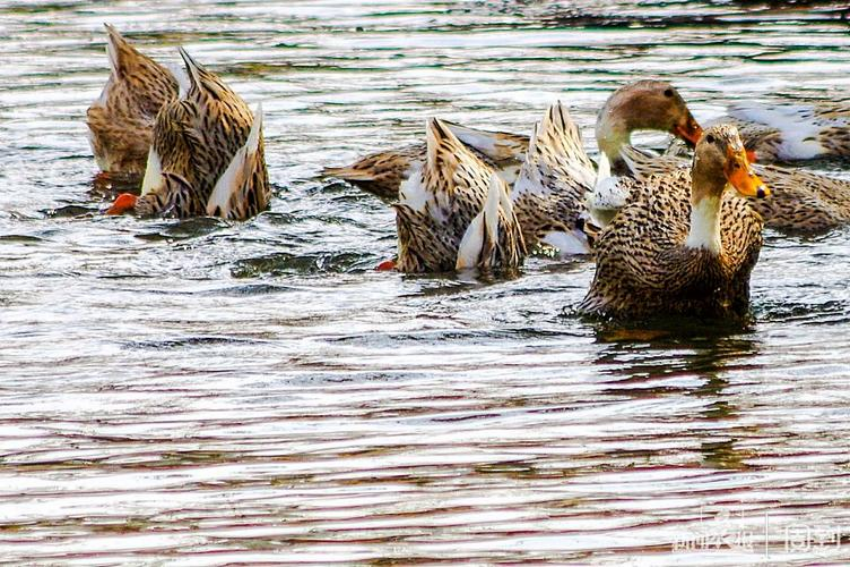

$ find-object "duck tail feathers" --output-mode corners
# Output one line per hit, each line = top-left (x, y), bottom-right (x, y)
(206, 104), (263, 218)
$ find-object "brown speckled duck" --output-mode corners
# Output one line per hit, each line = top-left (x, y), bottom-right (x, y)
(107, 48), (270, 220)
(620, 144), (849, 234)
(579, 125), (769, 320)
(393, 118), (525, 273)
(87, 24), (178, 177)
(666, 99), (850, 163)
(325, 80), (702, 200)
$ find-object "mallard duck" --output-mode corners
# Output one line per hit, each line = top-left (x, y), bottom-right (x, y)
(579, 124), (769, 320)
(86, 24), (178, 177)
(325, 80), (702, 199)
(107, 48), (270, 219)
(393, 118), (525, 273)
(510, 101), (598, 254)
(620, 145), (849, 233)
(667, 99), (850, 163)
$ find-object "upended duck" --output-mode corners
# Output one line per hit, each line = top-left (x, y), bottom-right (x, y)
(393, 118), (525, 273)
(107, 49), (270, 220)
(617, 145), (849, 234)
(510, 101), (598, 255)
(325, 80), (703, 200)
(87, 24), (178, 177)
(579, 125), (770, 320)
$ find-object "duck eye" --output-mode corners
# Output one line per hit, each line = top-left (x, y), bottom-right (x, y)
(664, 88), (674, 98)
(705, 134), (716, 144)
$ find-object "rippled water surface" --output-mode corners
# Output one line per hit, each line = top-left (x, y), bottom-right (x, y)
(0, 1), (849, 564)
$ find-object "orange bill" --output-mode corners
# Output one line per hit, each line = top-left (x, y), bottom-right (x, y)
(106, 193), (138, 215)
(376, 259), (397, 271)
(725, 147), (769, 199)
(672, 116), (703, 148)
(746, 149), (758, 163)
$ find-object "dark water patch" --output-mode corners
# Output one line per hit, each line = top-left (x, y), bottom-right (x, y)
(42, 204), (96, 218)
(133, 217), (229, 241)
(123, 336), (266, 350)
(230, 251), (371, 277)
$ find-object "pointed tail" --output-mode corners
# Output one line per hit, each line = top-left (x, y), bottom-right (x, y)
(206, 104), (264, 218)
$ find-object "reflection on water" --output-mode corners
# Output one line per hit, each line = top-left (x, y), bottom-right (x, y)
(0, 0), (848, 564)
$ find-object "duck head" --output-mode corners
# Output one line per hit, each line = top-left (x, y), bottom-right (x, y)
(686, 124), (769, 253)
(692, 124), (768, 201)
(596, 80), (703, 171)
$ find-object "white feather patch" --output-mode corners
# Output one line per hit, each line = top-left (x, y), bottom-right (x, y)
(141, 145), (163, 196)
(207, 104), (263, 217)
(457, 174), (503, 270)
(728, 102), (825, 160)
(685, 196), (722, 253)
(446, 122), (499, 156)
(167, 62), (190, 100)
(586, 153), (629, 227)
(398, 172), (428, 213)
(541, 229), (591, 256)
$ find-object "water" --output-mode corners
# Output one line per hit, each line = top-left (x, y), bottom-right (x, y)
(0, 1), (848, 564)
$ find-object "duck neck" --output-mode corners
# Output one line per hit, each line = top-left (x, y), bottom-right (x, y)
(685, 168), (727, 255)
(595, 115), (631, 174)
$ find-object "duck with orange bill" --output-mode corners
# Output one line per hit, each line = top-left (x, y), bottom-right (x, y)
(579, 124), (769, 320)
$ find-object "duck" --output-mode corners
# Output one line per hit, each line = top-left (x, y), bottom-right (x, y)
(106, 48), (270, 220)
(510, 101), (598, 255)
(579, 124), (770, 320)
(393, 118), (525, 273)
(324, 80), (703, 200)
(618, 144), (849, 234)
(86, 24), (178, 178)
(666, 99), (850, 163)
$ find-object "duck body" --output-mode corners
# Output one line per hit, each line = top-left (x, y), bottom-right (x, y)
(86, 25), (178, 176)
(580, 125), (767, 320)
(326, 123), (528, 201)
(510, 102), (598, 255)
(666, 100), (850, 163)
(113, 48), (270, 220)
(727, 100), (850, 162)
(621, 145), (849, 234)
(393, 119), (525, 273)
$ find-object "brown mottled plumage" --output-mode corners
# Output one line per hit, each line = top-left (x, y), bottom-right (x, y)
(393, 119), (525, 273)
(326, 80), (702, 199)
(667, 100), (850, 163)
(86, 24), (178, 176)
(127, 48), (270, 220)
(580, 125), (768, 320)
(511, 102), (598, 254)
(622, 145), (849, 234)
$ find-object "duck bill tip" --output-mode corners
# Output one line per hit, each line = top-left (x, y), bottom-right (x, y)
(106, 193), (138, 215)
(726, 149), (769, 199)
